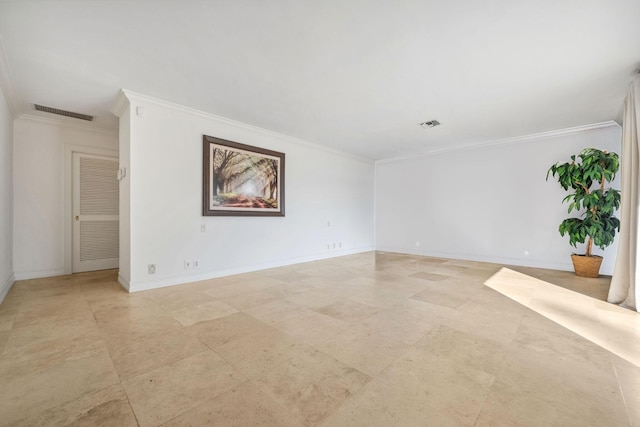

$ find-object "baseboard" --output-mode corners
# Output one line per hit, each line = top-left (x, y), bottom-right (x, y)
(127, 246), (375, 293)
(117, 273), (130, 291)
(0, 273), (15, 304)
(375, 246), (576, 273)
(13, 268), (66, 281)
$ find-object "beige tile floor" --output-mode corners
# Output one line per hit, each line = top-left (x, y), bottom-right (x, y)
(0, 251), (638, 426)
(485, 267), (640, 369)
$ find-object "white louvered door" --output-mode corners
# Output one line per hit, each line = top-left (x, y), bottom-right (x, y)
(72, 153), (119, 273)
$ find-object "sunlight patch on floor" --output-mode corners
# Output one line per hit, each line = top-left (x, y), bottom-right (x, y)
(484, 267), (640, 368)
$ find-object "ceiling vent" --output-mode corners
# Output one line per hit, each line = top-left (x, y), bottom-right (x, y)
(420, 120), (441, 129)
(34, 104), (94, 121)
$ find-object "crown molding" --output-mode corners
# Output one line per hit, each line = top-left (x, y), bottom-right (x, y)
(117, 89), (375, 164)
(377, 121), (621, 164)
(111, 89), (129, 118)
(0, 35), (21, 117)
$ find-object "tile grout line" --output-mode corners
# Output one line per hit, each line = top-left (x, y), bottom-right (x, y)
(610, 356), (634, 427)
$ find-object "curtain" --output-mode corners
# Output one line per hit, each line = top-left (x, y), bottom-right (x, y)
(608, 76), (640, 311)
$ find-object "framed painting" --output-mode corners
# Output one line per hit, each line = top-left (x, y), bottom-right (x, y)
(203, 135), (285, 216)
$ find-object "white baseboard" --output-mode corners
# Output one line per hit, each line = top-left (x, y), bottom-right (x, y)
(375, 246), (577, 273)
(0, 273), (15, 304)
(127, 246), (375, 293)
(117, 273), (130, 291)
(13, 268), (66, 281)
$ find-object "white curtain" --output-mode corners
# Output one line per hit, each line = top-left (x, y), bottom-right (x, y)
(609, 76), (640, 311)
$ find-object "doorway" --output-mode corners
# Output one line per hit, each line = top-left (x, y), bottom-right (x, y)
(72, 152), (119, 272)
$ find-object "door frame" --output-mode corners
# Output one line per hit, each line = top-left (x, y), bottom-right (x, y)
(63, 144), (118, 275)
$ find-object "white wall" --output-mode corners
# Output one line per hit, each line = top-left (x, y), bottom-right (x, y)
(118, 105), (131, 288)
(118, 92), (375, 291)
(0, 86), (13, 302)
(375, 124), (622, 275)
(13, 116), (118, 279)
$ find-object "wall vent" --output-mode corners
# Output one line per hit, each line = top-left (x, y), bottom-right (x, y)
(34, 104), (94, 121)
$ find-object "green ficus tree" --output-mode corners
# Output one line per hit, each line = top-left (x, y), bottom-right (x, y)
(546, 148), (621, 257)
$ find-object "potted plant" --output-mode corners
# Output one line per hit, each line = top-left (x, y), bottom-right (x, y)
(546, 148), (621, 278)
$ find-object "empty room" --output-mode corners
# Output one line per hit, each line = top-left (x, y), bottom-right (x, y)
(0, 1), (639, 426)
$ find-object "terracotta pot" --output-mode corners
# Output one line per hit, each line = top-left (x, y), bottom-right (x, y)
(570, 254), (603, 278)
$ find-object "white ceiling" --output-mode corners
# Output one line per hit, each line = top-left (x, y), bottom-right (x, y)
(0, 0), (638, 160)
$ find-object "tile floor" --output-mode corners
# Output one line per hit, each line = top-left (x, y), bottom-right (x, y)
(0, 252), (638, 426)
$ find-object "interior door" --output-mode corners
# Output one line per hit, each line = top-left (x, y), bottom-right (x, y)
(72, 153), (119, 273)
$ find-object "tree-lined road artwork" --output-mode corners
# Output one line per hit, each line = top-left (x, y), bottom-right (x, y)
(213, 194), (277, 209)
(209, 145), (279, 210)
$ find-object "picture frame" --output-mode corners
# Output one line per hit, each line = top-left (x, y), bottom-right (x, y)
(203, 135), (285, 216)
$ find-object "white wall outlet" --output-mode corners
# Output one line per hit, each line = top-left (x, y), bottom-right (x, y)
(148, 264), (156, 274)
(327, 220), (331, 227)
(524, 250), (529, 256)
(193, 260), (200, 268)
(200, 224), (206, 232)
(339, 242), (342, 248)
(184, 260), (192, 269)
(416, 241), (420, 247)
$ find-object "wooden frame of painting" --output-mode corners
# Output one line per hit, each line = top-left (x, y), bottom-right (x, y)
(202, 135), (285, 216)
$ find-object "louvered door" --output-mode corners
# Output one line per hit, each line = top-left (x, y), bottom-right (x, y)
(72, 153), (119, 272)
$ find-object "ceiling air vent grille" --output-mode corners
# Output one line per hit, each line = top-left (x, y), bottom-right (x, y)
(419, 120), (441, 129)
(34, 104), (94, 121)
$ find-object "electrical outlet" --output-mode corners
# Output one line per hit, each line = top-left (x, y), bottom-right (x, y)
(184, 260), (192, 269)
(148, 264), (156, 274)
(200, 224), (206, 232)
(193, 260), (200, 268)
(339, 242), (342, 248)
